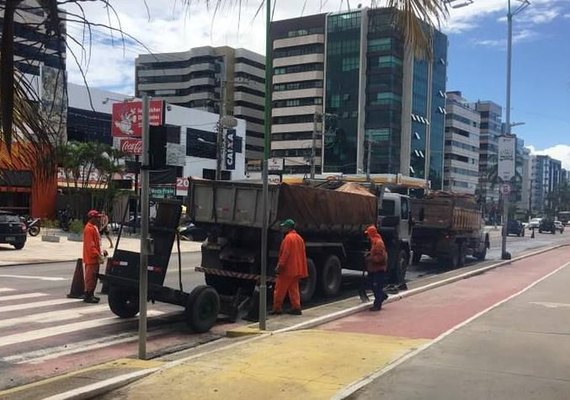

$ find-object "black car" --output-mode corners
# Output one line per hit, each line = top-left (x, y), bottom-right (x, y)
(178, 223), (208, 242)
(507, 220), (525, 237)
(0, 211), (27, 249)
(539, 218), (557, 234)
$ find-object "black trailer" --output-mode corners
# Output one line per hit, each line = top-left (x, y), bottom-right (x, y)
(99, 198), (220, 333)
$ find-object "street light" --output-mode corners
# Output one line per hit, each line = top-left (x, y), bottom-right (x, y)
(446, 0), (474, 8)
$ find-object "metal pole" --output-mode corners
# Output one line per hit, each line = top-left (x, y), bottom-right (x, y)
(310, 112), (317, 179)
(216, 79), (225, 181)
(259, 0), (272, 331)
(138, 94), (150, 359)
(366, 140), (371, 181)
(501, 0), (513, 260)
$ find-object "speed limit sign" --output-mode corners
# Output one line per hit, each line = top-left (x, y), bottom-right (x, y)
(500, 183), (511, 195)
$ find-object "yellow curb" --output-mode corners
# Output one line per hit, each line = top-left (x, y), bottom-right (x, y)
(225, 326), (267, 337)
(0, 358), (164, 397)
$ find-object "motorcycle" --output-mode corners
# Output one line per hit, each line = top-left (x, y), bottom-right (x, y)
(21, 216), (41, 237)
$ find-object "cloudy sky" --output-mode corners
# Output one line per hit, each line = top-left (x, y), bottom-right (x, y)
(63, 0), (570, 167)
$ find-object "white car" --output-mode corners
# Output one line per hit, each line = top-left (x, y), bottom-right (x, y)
(528, 218), (542, 230)
(554, 221), (565, 233)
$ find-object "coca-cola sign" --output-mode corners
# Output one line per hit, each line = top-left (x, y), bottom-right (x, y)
(120, 139), (143, 155)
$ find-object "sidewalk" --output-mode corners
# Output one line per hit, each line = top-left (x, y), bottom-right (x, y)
(0, 233), (201, 266)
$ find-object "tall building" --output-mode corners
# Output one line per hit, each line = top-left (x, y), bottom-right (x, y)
(530, 155), (563, 214)
(475, 100), (502, 209)
(135, 46), (265, 163)
(270, 8), (448, 187)
(443, 91), (480, 194)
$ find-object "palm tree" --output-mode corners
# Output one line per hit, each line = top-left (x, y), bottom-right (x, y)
(1, 0), (450, 175)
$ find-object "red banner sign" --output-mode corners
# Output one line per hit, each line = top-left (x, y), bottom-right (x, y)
(111, 100), (164, 137)
(176, 177), (189, 192)
(120, 139), (143, 155)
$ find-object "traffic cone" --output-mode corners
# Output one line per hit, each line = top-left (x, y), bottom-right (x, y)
(67, 258), (85, 299)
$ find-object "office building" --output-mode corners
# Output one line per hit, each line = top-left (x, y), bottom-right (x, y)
(530, 155), (563, 214)
(475, 100), (502, 210)
(135, 46), (265, 163)
(270, 8), (448, 187)
(443, 91), (480, 194)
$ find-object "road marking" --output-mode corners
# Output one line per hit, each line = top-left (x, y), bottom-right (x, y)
(530, 301), (570, 309)
(0, 274), (68, 281)
(333, 260), (570, 399)
(0, 288), (15, 293)
(0, 293), (48, 302)
(3, 329), (170, 364)
(0, 304), (109, 329)
(0, 298), (81, 313)
(0, 310), (165, 349)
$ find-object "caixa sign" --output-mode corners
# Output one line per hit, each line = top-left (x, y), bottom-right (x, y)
(225, 129), (236, 170)
(120, 139), (143, 155)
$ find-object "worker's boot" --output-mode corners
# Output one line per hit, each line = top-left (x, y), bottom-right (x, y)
(83, 292), (100, 304)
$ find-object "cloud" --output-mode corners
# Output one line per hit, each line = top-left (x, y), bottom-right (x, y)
(519, 7), (561, 24)
(527, 145), (570, 170)
(472, 28), (538, 48)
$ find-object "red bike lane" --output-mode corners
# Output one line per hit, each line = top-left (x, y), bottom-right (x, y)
(321, 247), (570, 340)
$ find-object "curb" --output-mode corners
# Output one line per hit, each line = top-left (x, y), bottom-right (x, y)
(10, 243), (567, 400)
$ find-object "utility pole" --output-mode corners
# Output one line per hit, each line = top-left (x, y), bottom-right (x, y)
(216, 72), (226, 181)
(138, 94), (150, 359)
(366, 139), (371, 181)
(310, 112), (318, 179)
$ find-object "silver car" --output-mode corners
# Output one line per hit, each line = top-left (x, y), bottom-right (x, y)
(528, 218), (542, 230)
(554, 221), (565, 233)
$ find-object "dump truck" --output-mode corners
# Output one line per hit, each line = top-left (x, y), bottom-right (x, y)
(188, 179), (411, 319)
(410, 192), (490, 268)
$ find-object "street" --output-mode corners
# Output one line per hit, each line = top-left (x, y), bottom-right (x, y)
(0, 230), (568, 391)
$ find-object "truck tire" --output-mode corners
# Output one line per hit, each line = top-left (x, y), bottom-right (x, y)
(397, 250), (409, 285)
(412, 252), (422, 265)
(458, 244), (466, 267)
(319, 255), (342, 297)
(444, 246), (460, 269)
(299, 258), (317, 303)
(185, 285), (220, 333)
(108, 286), (139, 318)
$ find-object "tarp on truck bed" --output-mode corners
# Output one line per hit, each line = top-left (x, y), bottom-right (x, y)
(189, 180), (377, 237)
(411, 192), (481, 231)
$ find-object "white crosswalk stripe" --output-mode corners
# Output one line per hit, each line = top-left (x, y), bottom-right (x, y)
(0, 304), (109, 329)
(0, 288), (16, 293)
(0, 298), (82, 313)
(0, 292), (48, 302)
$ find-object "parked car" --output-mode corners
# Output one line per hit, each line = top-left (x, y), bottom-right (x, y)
(110, 216), (141, 233)
(178, 223), (208, 242)
(0, 211), (27, 249)
(507, 220), (525, 237)
(554, 221), (565, 233)
(539, 219), (556, 234)
(528, 218), (542, 230)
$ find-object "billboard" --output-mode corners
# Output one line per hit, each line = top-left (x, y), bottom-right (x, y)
(225, 129), (236, 170)
(112, 100), (164, 137)
(498, 136), (516, 182)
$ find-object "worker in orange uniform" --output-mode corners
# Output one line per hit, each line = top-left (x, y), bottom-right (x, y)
(272, 219), (308, 315)
(364, 225), (388, 312)
(83, 210), (108, 304)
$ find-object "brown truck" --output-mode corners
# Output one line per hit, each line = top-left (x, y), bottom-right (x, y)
(411, 192), (490, 268)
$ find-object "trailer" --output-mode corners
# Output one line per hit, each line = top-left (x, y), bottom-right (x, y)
(99, 198), (220, 333)
(411, 192), (490, 268)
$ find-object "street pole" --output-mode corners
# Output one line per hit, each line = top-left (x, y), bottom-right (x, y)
(216, 77), (226, 181)
(310, 112), (317, 179)
(138, 94), (150, 359)
(366, 140), (371, 181)
(259, 0), (272, 331)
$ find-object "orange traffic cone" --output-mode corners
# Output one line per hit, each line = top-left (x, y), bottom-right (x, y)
(67, 258), (85, 299)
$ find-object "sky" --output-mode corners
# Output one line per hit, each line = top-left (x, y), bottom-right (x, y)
(63, 0), (570, 167)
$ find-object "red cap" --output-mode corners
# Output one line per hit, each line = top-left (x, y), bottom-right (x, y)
(87, 209), (102, 219)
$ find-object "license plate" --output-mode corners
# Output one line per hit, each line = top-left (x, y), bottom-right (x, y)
(5, 236), (15, 241)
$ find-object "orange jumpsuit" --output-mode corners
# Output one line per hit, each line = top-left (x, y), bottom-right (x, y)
(273, 229), (308, 312)
(83, 221), (102, 294)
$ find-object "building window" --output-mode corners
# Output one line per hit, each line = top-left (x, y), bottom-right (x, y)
(368, 38), (391, 52)
(342, 57), (359, 71)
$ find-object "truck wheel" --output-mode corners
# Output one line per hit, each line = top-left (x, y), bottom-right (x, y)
(458, 245), (466, 267)
(397, 250), (409, 284)
(108, 286), (139, 318)
(299, 258), (317, 303)
(444, 247), (460, 269)
(475, 247), (487, 261)
(185, 285), (220, 333)
(319, 255), (342, 297)
(412, 252), (422, 265)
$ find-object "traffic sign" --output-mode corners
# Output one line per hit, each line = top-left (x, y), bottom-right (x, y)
(500, 183), (511, 195)
(268, 158), (284, 171)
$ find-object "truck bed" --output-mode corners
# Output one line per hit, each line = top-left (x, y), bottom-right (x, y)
(188, 180), (377, 237)
(411, 192), (481, 232)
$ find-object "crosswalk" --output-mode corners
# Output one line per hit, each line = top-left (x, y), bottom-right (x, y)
(0, 285), (224, 389)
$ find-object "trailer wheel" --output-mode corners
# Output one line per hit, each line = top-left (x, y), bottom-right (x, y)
(186, 285), (220, 333)
(300, 258), (317, 303)
(319, 255), (342, 297)
(412, 252), (422, 265)
(108, 287), (139, 318)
